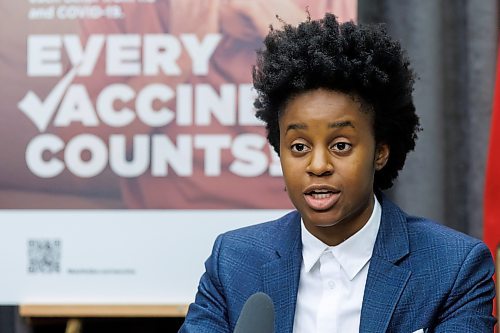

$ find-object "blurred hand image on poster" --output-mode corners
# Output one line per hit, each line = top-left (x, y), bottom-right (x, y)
(0, 0), (356, 209)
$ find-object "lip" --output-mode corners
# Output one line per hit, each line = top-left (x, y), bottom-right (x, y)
(303, 184), (341, 211)
(303, 184), (341, 194)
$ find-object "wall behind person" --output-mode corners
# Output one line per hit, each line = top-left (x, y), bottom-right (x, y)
(359, 0), (498, 239)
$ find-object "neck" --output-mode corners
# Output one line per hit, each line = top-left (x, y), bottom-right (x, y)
(308, 194), (375, 246)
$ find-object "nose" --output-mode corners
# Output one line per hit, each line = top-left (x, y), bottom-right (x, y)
(306, 147), (333, 176)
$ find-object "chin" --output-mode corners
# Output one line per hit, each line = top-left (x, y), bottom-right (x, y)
(307, 212), (344, 228)
(317, 221), (342, 228)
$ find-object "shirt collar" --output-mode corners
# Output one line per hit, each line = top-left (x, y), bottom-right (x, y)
(301, 195), (382, 280)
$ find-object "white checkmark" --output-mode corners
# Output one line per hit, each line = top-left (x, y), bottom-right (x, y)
(18, 66), (78, 132)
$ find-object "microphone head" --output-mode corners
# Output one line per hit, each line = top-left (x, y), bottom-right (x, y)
(233, 292), (275, 333)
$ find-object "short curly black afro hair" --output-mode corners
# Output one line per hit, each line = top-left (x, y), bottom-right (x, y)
(253, 13), (421, 190)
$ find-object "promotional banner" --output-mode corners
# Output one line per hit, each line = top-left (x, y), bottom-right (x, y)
(0, 0), (356, 305)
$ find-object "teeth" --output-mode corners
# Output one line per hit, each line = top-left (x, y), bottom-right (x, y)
(312, 189), (330, 194)
(312, 193), (332, 199)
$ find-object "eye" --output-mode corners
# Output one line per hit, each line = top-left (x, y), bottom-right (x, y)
(331, 142), (352, 153)
(291, 143), (309, 153)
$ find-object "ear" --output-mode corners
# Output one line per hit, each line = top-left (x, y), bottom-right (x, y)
(374, 143), (390, 171)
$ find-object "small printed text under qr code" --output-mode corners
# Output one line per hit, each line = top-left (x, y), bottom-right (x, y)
(28, 239), (61, 273)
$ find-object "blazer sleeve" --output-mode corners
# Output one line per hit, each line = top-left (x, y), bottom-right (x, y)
(179, 234), (231, 333)
(432, 242), (496, 332)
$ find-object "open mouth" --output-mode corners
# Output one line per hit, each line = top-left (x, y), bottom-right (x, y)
(304, 187), (341, 211)
(306, 189), (337, 199)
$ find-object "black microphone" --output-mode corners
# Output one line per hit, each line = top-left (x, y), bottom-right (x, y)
(233, 292), (275, 333)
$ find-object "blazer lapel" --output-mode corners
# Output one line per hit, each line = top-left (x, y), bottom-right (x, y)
(262, 211), (302, 333)
(360, 194), (411, 333)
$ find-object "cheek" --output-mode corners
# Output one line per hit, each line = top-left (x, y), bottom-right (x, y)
(338, 155), (376, 186)
(280, 151), (301, 171)
(280, 156), (296, 179)
(281, 160), (306, 201)
(282, 165), (301, 188)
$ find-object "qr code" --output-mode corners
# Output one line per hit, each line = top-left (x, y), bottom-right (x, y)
(28, 239), (61, 273)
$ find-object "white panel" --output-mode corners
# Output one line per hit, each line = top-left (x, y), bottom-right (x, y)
(0, 209), (291, 305)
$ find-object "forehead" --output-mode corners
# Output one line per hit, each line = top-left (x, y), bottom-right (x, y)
(279, 89), (372, 129)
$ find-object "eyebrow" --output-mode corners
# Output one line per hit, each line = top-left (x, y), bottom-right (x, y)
(329, 120), (355, 129)
(285, 123), (307, 133)
(285, 120), (355, 134)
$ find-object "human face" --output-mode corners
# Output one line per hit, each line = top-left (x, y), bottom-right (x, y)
(279, 89), (389, 245)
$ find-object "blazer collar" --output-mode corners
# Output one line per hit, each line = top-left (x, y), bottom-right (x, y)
(261, 211), (302, 333)
(372, 192), (410, 263)
(260, 194), (412, 333)
(359, 193), (412, 332)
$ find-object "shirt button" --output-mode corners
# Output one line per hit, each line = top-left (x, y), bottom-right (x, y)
(328, 280), (336, 289)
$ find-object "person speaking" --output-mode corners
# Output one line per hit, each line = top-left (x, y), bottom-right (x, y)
(180, 12), (496, 333)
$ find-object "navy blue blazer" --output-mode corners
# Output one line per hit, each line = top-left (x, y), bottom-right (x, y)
(180, 195), (496, 332)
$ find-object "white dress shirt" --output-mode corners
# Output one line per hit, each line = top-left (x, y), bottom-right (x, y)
(292, 196), (381, 333)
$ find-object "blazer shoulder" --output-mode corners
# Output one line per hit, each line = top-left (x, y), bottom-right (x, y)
(406, 215), (482, 248)
(397, 216), (496, 331)
(404, 215), (492, 271)
(222, 210), (299, 244)
(214, 210), (300, 261)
